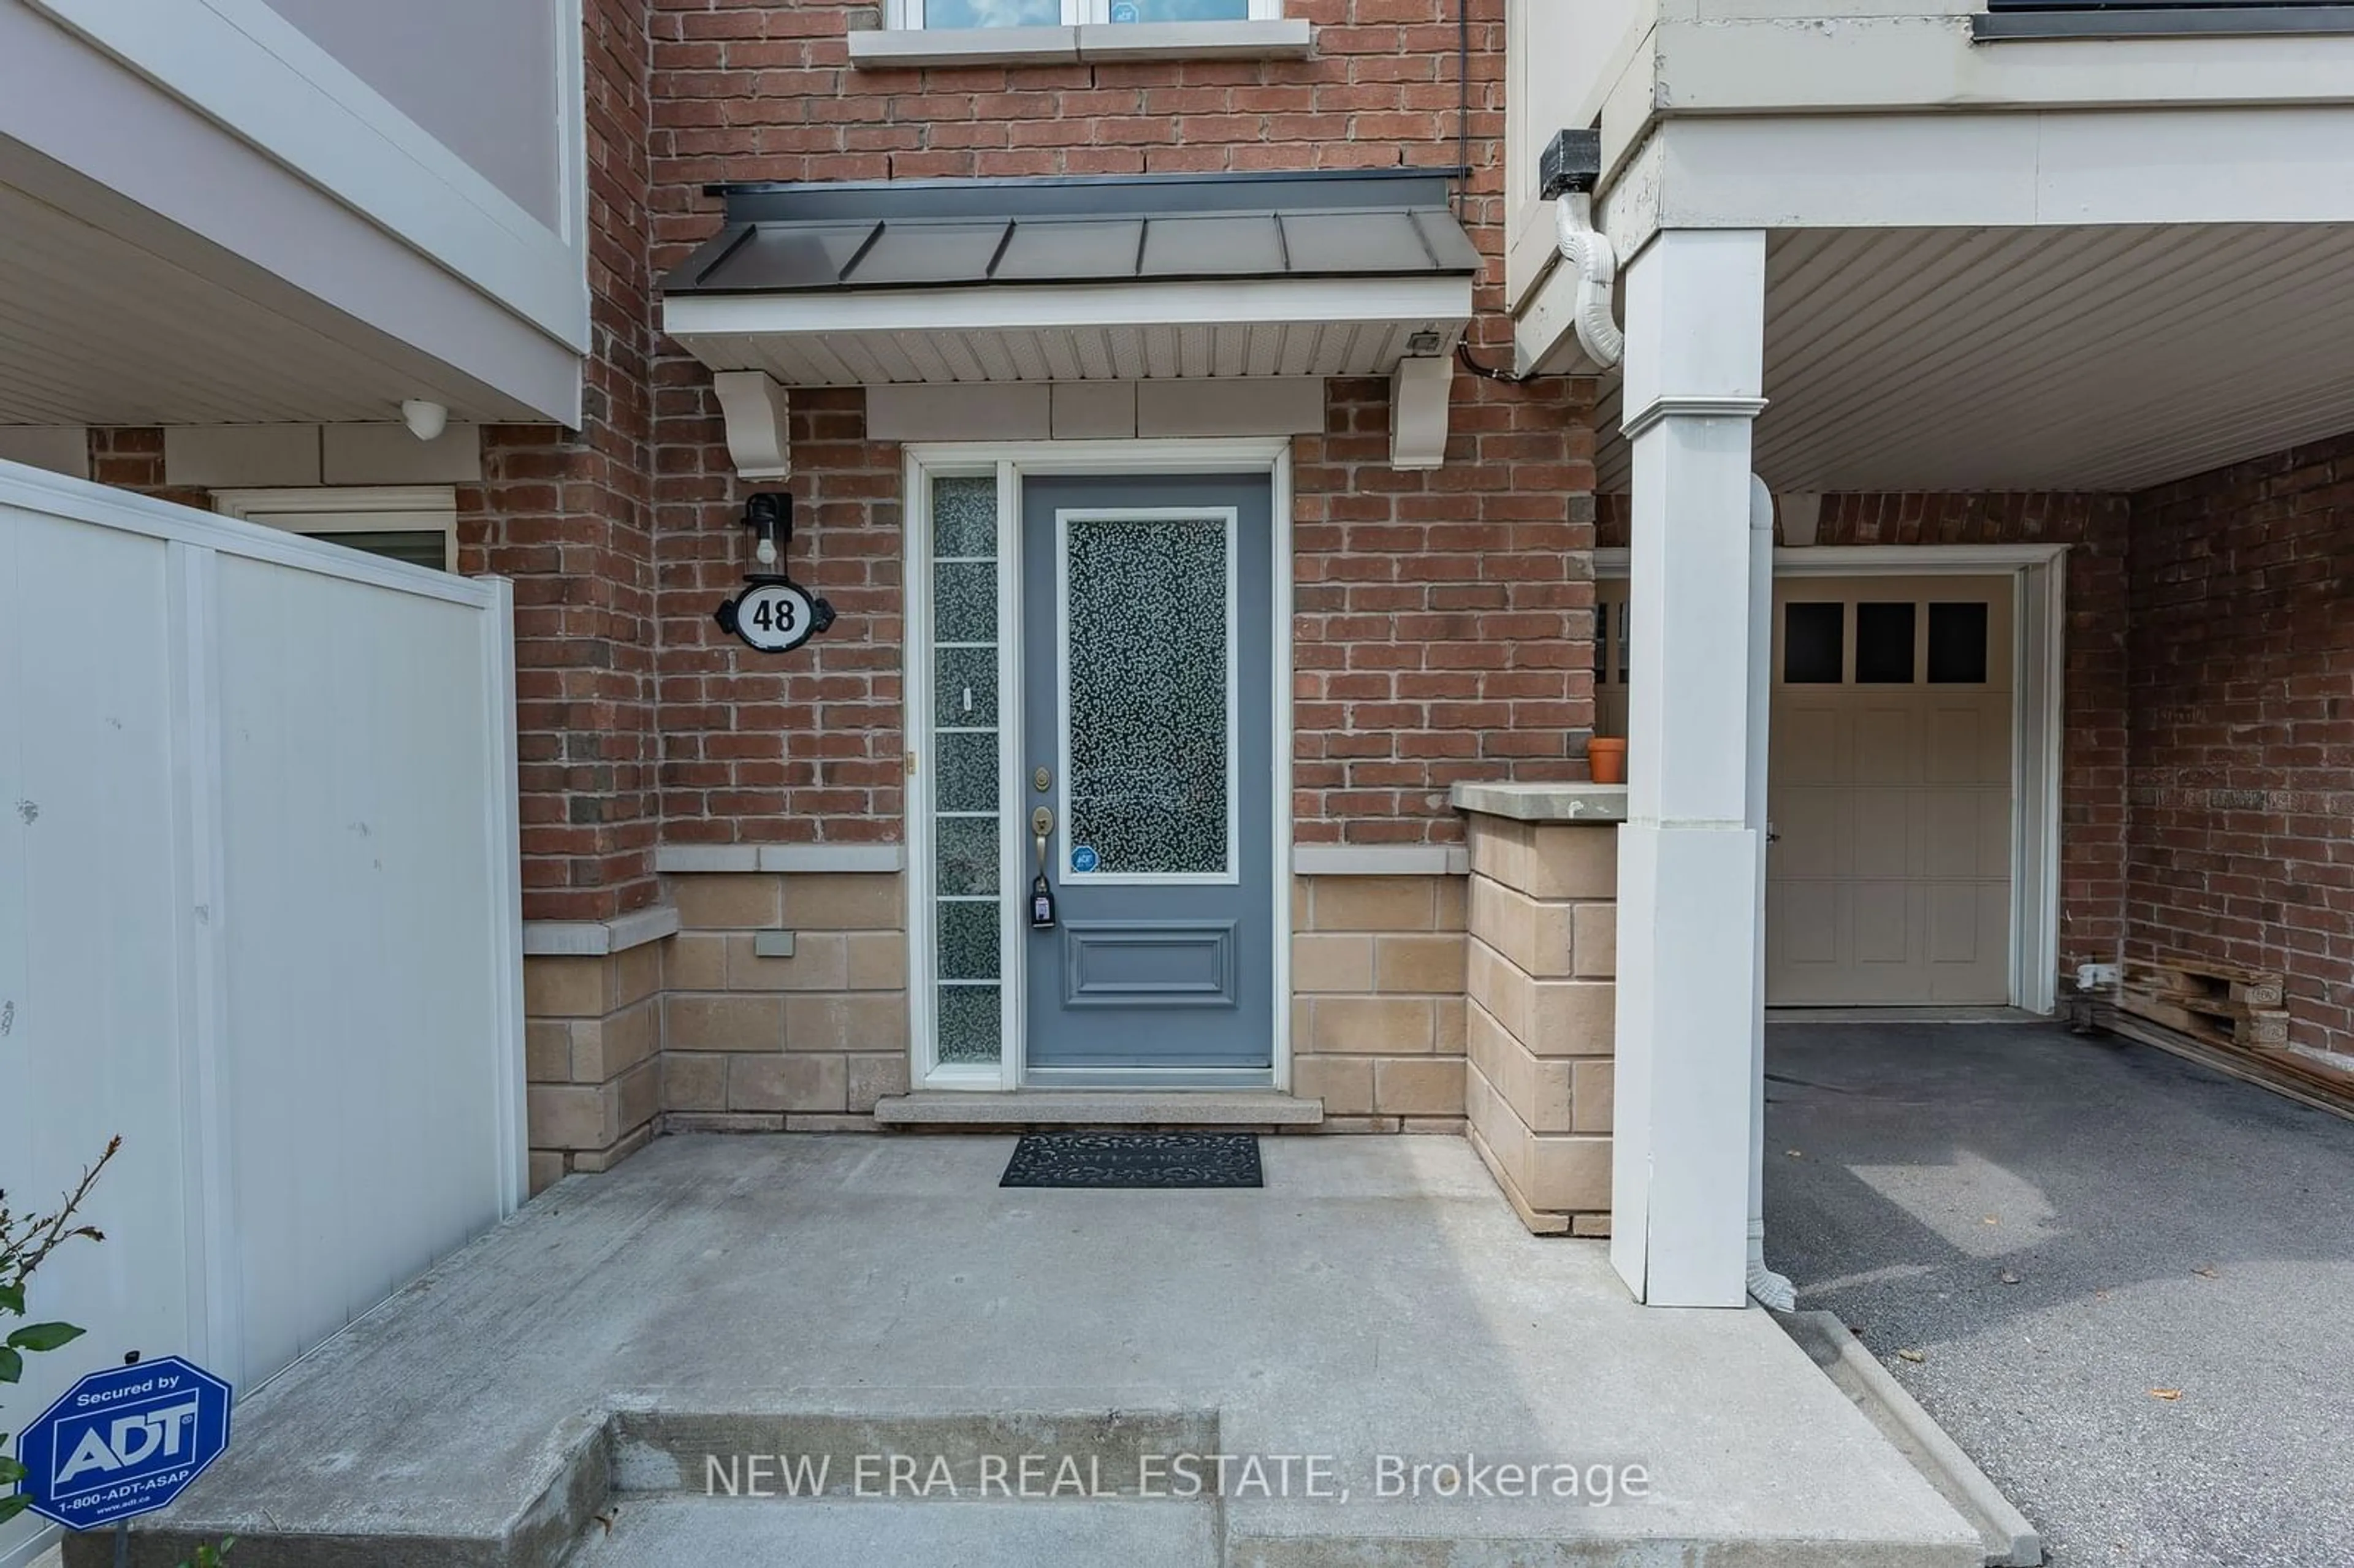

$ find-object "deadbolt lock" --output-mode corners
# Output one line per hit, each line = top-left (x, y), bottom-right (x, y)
(1033, 766), (1051, 793)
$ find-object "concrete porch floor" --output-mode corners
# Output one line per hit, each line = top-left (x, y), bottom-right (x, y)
(87, 1135), (1979, 1567)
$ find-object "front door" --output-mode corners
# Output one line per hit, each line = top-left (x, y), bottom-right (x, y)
(1019, 474), (1274, 1082)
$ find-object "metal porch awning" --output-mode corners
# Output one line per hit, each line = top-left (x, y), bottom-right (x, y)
(659, 169), (1480, 387)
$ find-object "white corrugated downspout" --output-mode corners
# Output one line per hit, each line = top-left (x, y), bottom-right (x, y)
(1553, 191), (1624, 368)
(1746, 473), (1797, 1312)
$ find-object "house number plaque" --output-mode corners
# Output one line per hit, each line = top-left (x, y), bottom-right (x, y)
(717, 577), (836, 655)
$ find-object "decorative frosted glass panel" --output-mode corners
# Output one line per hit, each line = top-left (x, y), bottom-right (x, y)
(937, 984), (1003, 1064)
(934, 561), (997, 644)
(928, 470), (1002, 1070)
(933, 645), (999, 728)
(1108, 0), (1249, 18)
(1064, 514), (1230, 877)
(932, 475), (999, 557)
(925, 0), (1058, 27)
(937, 902), (1001, 981)
(935, 729), (999, 813)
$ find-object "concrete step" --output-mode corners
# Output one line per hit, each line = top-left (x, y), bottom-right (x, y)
(564, 1496), (1220, 1568)
(74, 1136), (1981, 1568)
(609, 1406), (1221, 1498)
(872, 1090), (1323, 1127)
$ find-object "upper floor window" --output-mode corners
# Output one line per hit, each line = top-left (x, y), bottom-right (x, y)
(900, 0), (1274, 23)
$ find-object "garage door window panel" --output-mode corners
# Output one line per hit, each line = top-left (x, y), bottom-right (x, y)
(1855, 601), (1917, 684)
(1928, 601), (1990, 684)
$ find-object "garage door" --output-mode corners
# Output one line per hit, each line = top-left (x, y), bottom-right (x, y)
(1593, 574), (2014, 1005)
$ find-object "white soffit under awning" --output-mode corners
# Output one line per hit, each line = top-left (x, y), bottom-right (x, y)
(660, 170), (1478, 387)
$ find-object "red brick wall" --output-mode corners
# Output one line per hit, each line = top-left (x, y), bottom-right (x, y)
(84, 428), (208, 510)
(643, 0), (1598, 852)
(2125, 432), (2354, 1060)
(1597, 489), (2133, 975)
(649, 386), (908, 846)
(1291, 379), (1594, 847)
(460, 0), (664, 923)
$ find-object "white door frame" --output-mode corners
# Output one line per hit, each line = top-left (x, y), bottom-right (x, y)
(1595, 542), (2068, 1014)
(902, 438), (1295, 1092)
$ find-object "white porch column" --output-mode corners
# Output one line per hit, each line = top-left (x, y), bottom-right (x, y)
(1609, 229), (1769, 1308)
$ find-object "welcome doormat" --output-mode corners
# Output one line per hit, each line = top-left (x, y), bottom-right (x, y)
(1000, 1131), (1263, 1189)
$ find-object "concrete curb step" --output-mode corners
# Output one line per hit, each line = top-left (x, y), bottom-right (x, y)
(569, 1499), (1970, 1568)
(72, 1391), (1997, 1568)
(568, 1496), (1222, 1567)
(1776, 1309), (2042, 1568)
(609, 1406), (1222, 1500)
(66, 1407), (1218, 1568)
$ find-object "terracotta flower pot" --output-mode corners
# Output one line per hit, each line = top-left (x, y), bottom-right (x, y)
(1586, 736), (1627, 785)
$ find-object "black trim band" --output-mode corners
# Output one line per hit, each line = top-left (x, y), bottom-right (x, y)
(1976, 4), (2354, 37)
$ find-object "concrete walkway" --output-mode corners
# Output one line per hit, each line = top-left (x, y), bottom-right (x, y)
(90, 1134), (1978, 1567)
(1766, 1018), (2354, 1568)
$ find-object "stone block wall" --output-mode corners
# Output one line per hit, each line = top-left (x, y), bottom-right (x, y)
(523, 942), (665, 1191)
(1289, 875), (1469, 1132)
(658, 871), (912, 1133)
(1458, 801), (1621, 1236)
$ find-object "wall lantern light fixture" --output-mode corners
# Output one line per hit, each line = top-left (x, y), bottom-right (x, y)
(714, 490), (836, 655)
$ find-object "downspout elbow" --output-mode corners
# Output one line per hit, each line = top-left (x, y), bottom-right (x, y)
(1553, 192), (1624, 370)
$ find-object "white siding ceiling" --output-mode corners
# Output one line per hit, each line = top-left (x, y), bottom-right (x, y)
(677, 317), (1455, 388)
(0, 180), (533, 427)
(1596, 223), (2354, 494)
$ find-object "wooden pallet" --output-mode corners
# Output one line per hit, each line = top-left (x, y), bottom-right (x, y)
(2096, 1003), (2354, 1124)
(2127, 957), (2284, 1011)
(2117, 989), (2290, 1051)
(2120, 956), (2288, 1050)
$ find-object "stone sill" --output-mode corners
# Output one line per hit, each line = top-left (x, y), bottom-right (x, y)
(1450, 782), (1628, 825)
(847, 18), (1312, 68)
(1292, 843), (1469, 877)
(875, 1090), (1323, 1127)
(522, 902), (680, 957)
(654, 842), (905, 874)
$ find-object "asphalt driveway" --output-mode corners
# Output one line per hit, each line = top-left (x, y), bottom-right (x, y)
(1765, 1018), (2354, 1568)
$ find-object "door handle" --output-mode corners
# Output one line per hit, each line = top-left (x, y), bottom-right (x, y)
(1032, 805), (1054, 877)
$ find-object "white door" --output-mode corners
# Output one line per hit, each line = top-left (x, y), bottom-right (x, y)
(1592, 574), (2016, 1005)
(1767, 576), (2013, 1004)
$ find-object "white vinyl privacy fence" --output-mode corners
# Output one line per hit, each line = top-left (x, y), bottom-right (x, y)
(0, 462), (523, 1565)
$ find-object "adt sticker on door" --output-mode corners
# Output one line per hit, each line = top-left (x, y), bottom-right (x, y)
(1071, 845), (1099, 873)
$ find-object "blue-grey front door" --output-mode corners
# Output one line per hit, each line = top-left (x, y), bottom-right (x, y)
(1020, 474), (1274, 1079)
